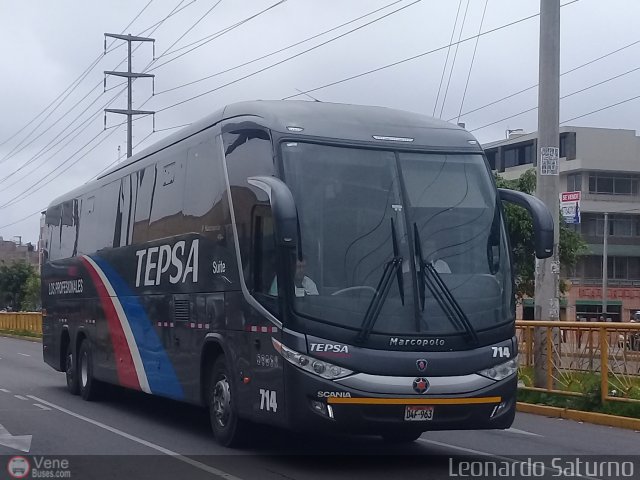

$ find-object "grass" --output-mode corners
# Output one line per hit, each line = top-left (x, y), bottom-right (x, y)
(0, 328), (42, 339)
(517, 368), (640, 419)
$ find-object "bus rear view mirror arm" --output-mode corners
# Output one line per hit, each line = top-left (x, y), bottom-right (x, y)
(498, 188), (554, 259)
(248, 176), (301, 251)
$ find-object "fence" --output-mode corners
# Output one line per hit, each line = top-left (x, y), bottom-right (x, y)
(0, 312), (42, 334)
(516, 320), (640, 405)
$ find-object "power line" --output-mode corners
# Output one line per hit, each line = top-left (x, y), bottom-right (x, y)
(0, 86), (128, 208)
(151, 0), (224, 65)
(154, 0), (424, 114)
(0, 209), (44, 232)
(561, 93), (640, 124)
(451, 37), (640, 122)
(0, 0), (154, 151)
(0, 85), (127, 189)
(0, 125), (123, 210)
(155, 0), (405, 95)
(469, 65), (640, 132)
(0, 0), (208, 204)
(438, 0), (470, 119)
(0, 0), (187, 191)
(0, 80), (104, 182)
(433, 0), (463, 117)
(284, 0), (581, 101)
(146, 0), (287, 74)
(456, 0), (488, 124)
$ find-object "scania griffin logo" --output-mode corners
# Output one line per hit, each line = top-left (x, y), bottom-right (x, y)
(413, 377), (429, 394)
(416, 359), (428, 372)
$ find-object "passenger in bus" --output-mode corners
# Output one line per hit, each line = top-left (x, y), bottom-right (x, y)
(269, 257), (319, 297)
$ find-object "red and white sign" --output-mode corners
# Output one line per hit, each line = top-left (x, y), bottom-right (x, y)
(561, 191), (581, 203)
(560, 191), (581, 224)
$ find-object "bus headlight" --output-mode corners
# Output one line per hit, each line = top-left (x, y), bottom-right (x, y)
(478, 356), (518, 381)
(272, 338), (353, 380)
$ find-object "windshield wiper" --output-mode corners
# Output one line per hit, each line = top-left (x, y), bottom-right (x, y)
(355, 218), (404, 344)
(413, 223), (479, 346)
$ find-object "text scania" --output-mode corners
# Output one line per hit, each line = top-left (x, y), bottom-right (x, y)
(390, 337), (445, 347)
(135, 240), (199, 287)
(48, 279), (83, 295)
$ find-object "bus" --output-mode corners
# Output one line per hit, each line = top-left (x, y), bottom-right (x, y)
(41, 100), (553, 446)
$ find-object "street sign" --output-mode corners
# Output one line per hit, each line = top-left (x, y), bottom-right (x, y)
(560, 191), (581, 224)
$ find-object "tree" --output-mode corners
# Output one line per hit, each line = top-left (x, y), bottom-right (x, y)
(21, 272), (41, 311)
(495, 169), (588, 299)
(0, 261), (38, 311)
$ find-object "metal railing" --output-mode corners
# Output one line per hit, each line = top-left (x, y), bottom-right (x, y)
(0, 312), (42, 335)
(516, 320), (640, 404)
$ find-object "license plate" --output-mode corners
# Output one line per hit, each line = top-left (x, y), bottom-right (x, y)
(404, 405), (434, 421)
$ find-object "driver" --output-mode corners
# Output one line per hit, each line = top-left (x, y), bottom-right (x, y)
(269, 257), (319, 297)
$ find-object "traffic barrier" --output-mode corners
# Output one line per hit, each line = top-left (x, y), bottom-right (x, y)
(516, 320), (640, 405)
(0, 312), (42, 334)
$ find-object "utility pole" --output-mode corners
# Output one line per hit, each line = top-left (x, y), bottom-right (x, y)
(533, 0), (561, 388)
(602, 212), (609, 319)
(104, 33), (155, 158)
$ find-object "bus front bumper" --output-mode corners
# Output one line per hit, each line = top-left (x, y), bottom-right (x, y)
(283, 363), (517, 435)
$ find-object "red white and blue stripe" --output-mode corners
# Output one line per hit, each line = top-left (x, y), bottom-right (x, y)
(81, 255), (184, 400)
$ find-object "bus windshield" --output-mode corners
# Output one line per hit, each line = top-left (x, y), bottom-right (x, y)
(281, 141), (513, 336)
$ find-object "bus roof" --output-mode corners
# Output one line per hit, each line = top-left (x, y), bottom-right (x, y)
(49, 100), (481, 207)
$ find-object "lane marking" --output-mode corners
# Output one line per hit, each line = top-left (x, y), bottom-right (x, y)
(505, 427), (542, 437)
(33, 404), (51, 411)
(0, 423), (32, 453)
(418, 439), (601, 480)
(27, 395), (244, 480)
(0, 388), (10, 393)
(17, 353), (31, 357)
(14, 395), (28, 401)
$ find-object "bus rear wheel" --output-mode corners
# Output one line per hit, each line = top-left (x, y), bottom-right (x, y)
(208, 356), (247, 447)
(78, 339), (101, 401)
(65, 342), (79, 395)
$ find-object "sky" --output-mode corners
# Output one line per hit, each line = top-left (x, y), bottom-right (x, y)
(0, 0), (639, 243)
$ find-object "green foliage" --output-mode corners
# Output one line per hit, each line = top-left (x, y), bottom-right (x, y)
(495, 169), (588, 299)
(0, 260), (39, 311)
(21, 272), (41, 311)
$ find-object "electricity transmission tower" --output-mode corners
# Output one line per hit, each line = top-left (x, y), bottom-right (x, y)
(104, 33), (155, 158)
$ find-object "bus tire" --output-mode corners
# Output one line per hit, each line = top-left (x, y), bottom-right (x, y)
(381, 430), (423, 443)
(208, 356), (247, 447)
(65, 342), (79, 395)
(78, 339), (101, 401)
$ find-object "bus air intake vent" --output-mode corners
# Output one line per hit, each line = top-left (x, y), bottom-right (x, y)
(174, 300), (190, 322)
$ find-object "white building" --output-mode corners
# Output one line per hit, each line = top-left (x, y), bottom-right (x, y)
(483, 127), (640, 322)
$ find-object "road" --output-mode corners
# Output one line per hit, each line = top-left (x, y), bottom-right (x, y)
(1, 335), (639, 480)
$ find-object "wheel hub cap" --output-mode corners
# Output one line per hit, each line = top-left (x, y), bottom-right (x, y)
(212, 376), (231, 427)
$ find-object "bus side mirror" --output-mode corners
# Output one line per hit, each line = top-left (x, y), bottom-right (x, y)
(498, 188), (554, 259)
(248, 176), (300, 250)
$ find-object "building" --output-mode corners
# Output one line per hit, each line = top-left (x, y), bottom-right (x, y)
(484, 126), (640, 322)
(0, 236), (39, 268)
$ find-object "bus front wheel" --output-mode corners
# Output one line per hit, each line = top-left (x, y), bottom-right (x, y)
(208, 356), (247, 447)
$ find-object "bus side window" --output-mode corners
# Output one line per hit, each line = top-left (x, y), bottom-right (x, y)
(132, 165), (155, 243)
(148, 146), (187, 241)
(183, 139), (227, 236)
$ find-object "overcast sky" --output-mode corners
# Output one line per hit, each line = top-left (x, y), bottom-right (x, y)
(1, 0), (639, 243)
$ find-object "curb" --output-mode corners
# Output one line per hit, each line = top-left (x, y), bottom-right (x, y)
(517, 402), (640, 431)
(0, 332), (42, 343)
